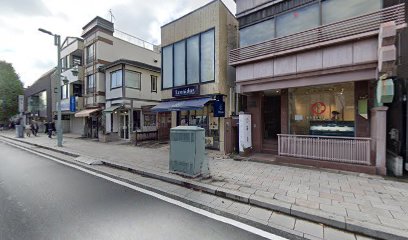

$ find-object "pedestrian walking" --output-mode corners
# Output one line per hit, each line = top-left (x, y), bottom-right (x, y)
(47, 121), (53, 138)
(25, 124), (31, 137)
(32, 121), (39, 136)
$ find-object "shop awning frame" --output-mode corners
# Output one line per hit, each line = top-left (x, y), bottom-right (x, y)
(151, 97), (213, 112)
(103, 105), (122, 114)
(74, 108), (100, 117)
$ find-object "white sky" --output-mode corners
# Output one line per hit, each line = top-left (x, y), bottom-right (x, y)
(0, 0), (236, 87)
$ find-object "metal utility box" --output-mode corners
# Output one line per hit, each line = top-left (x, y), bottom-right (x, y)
(169, 126), (205, 177)
(15, 125), (24, 138)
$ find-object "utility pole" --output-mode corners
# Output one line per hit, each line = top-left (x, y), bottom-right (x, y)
(39, 28), (63, 147)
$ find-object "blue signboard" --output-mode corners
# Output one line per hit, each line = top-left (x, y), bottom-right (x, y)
(70, 96), (76, 112)
(213, 100), (225, 117)
(172, 85), (199, 97)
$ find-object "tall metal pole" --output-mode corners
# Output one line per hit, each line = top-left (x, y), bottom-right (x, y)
(55, 34), (63, 147)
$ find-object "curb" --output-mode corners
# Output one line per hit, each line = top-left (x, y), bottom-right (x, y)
(1, 134), (406, 240)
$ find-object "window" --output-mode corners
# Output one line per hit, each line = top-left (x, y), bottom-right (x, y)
(110, 70), (122, 89)
(162, 45), (173, 89)
(276, 3), (320, 37)
(151, 75), (157, 92)
(200, 29), (215, 82)
(161, 28), (215, 89)
(240, 18), (275, 47)
(289, 83), (355, 136)
(322, 0), (382, 25)
(174, 40), (186, 87)
(125, 70), (141, 89)
(73, 55), (82, 66)
(144, 114), (156, 126)
(86, 44), (95, 64)
(87, 74), (95, 93)
(187, 35), (200, 84)
(61, 84), (68, 99)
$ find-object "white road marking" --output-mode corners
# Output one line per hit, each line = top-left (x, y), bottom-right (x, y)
(1, 139), (288, 240)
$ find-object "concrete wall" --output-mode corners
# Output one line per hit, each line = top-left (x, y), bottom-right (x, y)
(236, 38), (378, 84)
(70, 116), (84, 135)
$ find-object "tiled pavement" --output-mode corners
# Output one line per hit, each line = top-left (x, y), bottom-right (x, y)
(1, 131), (408, 239)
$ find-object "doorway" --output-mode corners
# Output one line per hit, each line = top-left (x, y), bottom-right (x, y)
(120, 113), (129, 140)
(263, 94), (281, 154)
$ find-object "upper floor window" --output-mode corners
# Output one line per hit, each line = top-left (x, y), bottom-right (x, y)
(162, 28), (215, 89)
(87, 74), (95, 93)
(110, 70), (122, 89)
(322, 0), (382, 25)
(61, 84), (68, 99)
(73, 55), (82, 66)
(240, 18), (275, 47)
(86, 44), (95, 64)
(125, 70), (141, 89)
(162, 45), (173, 89)
(151, 75), (157, 92)
(238, 0), (382, 47)
(276, 3), (319, 37)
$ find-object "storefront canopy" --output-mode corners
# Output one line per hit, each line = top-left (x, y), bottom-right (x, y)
(74, 108), (100, 117)
(151, 97), (212, 112)
(102, 105), (121, 114)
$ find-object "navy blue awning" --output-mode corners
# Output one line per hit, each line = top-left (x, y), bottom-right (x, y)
(151, 97), (212, 112)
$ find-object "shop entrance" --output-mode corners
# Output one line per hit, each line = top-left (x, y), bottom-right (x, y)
(120, 113), (129, 140)
(263, 93), (281, 154)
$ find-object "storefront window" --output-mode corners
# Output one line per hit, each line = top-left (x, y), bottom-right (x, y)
(162, 45), (173, 89)
(176, 104), (219, 149)
(289, 83), (355, 137)
(174, 40), (186, 87)
(143, 114), (156, 127)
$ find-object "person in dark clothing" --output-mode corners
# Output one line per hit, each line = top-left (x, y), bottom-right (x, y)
(33, 121), (39, 136)
(51, 121), (56, 136)
(47, 121), (53, 138)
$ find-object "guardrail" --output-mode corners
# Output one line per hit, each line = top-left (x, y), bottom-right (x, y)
(278, 134), (371, 165)
(230, 4), (406, 65)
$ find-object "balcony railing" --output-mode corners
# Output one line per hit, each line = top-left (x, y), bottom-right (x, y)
(230, 4), (406, 65)
(278, 134), (371, 165)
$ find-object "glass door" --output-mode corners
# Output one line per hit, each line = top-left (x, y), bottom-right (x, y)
(120, 113), (129, 140)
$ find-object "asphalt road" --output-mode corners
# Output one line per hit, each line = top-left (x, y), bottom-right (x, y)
(0, 141), (271, 240)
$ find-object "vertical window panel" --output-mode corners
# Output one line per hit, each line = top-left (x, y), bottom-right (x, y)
(162, 45), (173, 88)
(174, 40), (186, 87)
(200, 29), (215, 82)
(276, 3), (320, 37)
(187, 35), (200, 84)
(110, 70), (122, 88)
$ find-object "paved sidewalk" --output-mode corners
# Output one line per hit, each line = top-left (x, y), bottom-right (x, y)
(2, 131), (408, 239)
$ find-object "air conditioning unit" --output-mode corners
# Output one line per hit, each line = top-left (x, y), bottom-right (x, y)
(169, 126), (205, 177)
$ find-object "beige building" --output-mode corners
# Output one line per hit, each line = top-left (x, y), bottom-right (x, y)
(59, 37), (85, 135)
(74, 16), (161, 138)
(102, 59), (161, 141)
(153, 0), (238, 151)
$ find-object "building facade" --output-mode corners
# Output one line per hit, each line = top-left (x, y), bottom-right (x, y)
(231, 0), (406, 174)
(75, 16), (161, 139)
(153, 0), (238, 151)
(59, 37), (85, 135)
(24, 68), (56, 129)
(102, 59), (161, 141)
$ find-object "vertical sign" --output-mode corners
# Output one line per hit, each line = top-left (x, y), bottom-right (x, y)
(70, 96), (76, 112)
(18, 95), (24, 113)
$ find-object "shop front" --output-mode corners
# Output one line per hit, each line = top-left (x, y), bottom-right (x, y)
(152, 87), (225, 150)
(245, 80), (373, 170)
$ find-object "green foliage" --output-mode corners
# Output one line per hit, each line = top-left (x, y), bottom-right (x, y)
(0, 60), (24, 123)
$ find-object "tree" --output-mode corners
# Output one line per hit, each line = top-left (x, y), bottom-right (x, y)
(0, 60), (24, 123)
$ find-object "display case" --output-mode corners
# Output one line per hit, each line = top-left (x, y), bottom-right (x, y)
(309, 121), (355, 137)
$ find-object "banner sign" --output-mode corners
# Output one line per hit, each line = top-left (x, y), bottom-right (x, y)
(213, 100), (225, 117)
(70, 96), (76, 112)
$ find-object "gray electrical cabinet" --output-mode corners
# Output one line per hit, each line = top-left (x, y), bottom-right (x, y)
(169, 126), (205, 177)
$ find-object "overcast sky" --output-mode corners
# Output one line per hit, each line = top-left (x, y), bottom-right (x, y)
(0, 0), (236, 87)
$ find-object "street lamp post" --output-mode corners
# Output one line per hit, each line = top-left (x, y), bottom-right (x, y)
(38, 28), (63, 147)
